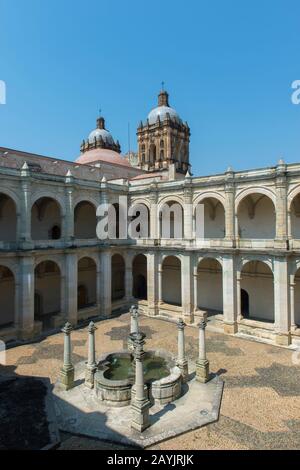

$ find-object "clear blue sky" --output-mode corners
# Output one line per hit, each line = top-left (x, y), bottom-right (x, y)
(0, 0), (299, 176)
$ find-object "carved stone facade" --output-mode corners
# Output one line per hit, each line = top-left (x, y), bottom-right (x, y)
(137, 90), (190, 175)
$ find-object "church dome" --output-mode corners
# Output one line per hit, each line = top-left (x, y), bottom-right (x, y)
(146, 89), (182, 125)
(148, 105), (180, 125)
(76, 148), (131, 167)
(79, 115), (122, 159)
(88, 127), (114, 145)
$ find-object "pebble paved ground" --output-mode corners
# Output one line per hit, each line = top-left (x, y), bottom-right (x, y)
(1, 313), (300, 450)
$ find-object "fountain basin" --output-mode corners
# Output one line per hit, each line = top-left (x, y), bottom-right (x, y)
(95, 350), (182, 407)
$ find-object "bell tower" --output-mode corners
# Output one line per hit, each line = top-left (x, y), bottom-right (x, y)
(136, 89), (191, 174)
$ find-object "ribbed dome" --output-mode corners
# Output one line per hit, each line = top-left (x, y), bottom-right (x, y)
(88, 128), (114, 145)
(146, 89), (181, 125)
(148, 105), (180, 125)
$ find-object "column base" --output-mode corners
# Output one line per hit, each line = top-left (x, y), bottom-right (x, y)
(59, 366), (75, 390)
(275, 332), (291, 346)
(196, 359), (210, 383)
(131, 398), (151, 432)
(85, 366), (96, 389)
(223, 321), (238, 335)
(176, 359), (189, 382)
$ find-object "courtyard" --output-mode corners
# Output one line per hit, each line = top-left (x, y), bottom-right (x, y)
(1, 312), (300, 450)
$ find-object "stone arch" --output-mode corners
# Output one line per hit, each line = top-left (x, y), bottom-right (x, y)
(196, 257), (223, 315)
(133, 253), (147, 300)
(240, 260), (274, 322)
(31, 196), (62, 240)
(77, 257), (97, 310)
(159, 199), (184, 239)
(74, 200), (97, 239)
(162, 255), (181, 306)
(0, 192), (17, 242)
(129, 203), (150, 238)
(0, 265), (15, 327)
(194, 196), (225, 239)
(236, 192), (276, 239)
(289, 192), (300, 239)
(34, 260), (61, 328)
(111, 253), (125, 301)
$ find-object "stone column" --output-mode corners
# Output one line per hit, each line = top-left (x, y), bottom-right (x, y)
(125, 252), (134, 303)
(128, 305), (139, 351)
(147, 251), (158, 316)
(19, 163), (32, 248)
(196, 319), (210, 383)
(290, 277), (297, 331)
(59, 322), (74, 390)
(176, 318), (188, 382)
(18, 255), (35, 340)
(274, 256), (291, 345)
(193, 265), (198, 313)
(64, 171), (74, 244)
(85, 321), (97, 389)
(149, 189), (158, 240)
(100, 250), (111, 317)
(275, 162), (288, 247)
(181, 254), (194, 324)
(131, 332), (151, 432)
(183, 183), (193, 240)
(237, 272), (242, 321)
(225, 175), (235, 243)
(222, 254), (237, 334)
(158, 262), (163, 307)
(65, 252), (78, 326)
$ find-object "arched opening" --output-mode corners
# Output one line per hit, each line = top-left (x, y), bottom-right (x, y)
(241, 289), (249, 318)
(240, 261), (274, 322)
(149, 144), (156, 163)
(195, 197), (225, 239)
(290, 193), (300, 239)
(159, 150), (164, 160)
(31, 197), (62, 240)
(74, 201), (97, 239)
(197, 258), (223, 315)
(130, 204), (150, 238)
(77, 257), (97, 310)
(0, 193), (17, 242)
(237, 193), (275, 239)
(162, 256), (181, 306)
(111, 254), (125, 301)
(160, 201), (184, 239)
(293, 268), (300, 327)
(0, 266), (15, 328)
(133, 254), (147, 300)
(34, 261), (61, 329)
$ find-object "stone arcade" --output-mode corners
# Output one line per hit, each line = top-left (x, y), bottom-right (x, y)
(1, 89), (300, 349)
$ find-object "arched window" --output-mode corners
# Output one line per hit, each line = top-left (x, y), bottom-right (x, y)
(160, 139), (164, 148)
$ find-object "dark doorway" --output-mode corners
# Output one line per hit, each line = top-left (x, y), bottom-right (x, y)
(241, 289), (249, 318)
(133, 274), (147, 300)
(78, 285), (88, 310)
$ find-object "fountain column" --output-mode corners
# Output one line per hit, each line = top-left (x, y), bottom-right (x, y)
(85, 321), (98, 389)
(59, 322), (74, 390)
(131, 332), (151, 432)
(196, 319), (210, 383)
(176, 318), (188, 382)
(128, 305), (139, 351)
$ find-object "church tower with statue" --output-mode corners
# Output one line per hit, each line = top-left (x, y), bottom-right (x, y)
(136, 87), (191, 175)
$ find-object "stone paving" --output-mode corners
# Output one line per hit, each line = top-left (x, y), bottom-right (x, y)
(1, 313), (300, 450)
